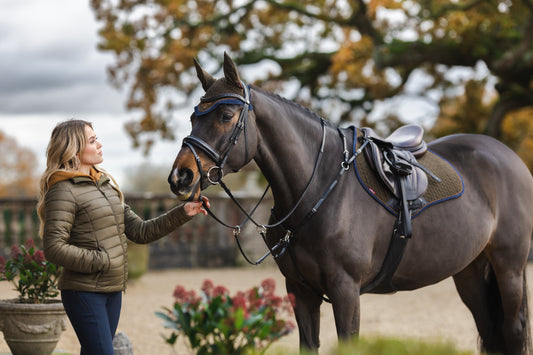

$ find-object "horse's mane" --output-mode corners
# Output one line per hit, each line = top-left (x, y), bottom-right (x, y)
(251, 84), (336, 128)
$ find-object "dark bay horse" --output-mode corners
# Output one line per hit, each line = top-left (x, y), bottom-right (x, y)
(169, 53), (533, 355)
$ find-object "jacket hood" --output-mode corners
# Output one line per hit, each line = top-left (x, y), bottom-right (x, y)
(49, 167), (104, 188)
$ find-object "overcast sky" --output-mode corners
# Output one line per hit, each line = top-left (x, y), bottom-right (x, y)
(0, 0), (191, 188)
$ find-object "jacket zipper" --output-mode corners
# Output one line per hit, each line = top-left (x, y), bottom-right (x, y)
(95, 181), (128, 290)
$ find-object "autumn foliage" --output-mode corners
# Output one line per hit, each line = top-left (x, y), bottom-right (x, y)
(0, 130), (39, 197)
(90, 0), (533, 170)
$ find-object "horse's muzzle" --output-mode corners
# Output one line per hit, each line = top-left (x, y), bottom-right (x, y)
(168, 167), (200, 201)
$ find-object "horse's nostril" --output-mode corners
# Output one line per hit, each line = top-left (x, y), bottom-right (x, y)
(179, 168), (194, 186)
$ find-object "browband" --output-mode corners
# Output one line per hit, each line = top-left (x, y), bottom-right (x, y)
(194, 86), (253, 116)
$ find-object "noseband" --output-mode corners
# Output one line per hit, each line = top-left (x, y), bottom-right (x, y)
(182, 82), (252, 185)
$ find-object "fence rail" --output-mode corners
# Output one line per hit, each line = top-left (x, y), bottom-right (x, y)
(0, 194), (273, 268)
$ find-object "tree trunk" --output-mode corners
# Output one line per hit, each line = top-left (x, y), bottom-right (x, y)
(484, 95), (532, 139)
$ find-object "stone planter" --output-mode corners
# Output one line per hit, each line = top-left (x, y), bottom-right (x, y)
(0, 299), (67, 355)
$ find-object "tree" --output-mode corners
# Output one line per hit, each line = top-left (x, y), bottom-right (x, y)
(501, 107), (533, 170)
(90, 0), (533, 151)
(0, 130), (39, 197)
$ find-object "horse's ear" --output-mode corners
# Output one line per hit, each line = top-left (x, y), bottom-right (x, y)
(194, 57), (216, 92)
(223, 52), (243, 89)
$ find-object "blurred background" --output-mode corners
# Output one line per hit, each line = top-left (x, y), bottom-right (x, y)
(1, 0), (533, 267)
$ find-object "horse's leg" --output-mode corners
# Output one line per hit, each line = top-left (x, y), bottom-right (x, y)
(488, 249), (531, 355)
(453, 254), (505, 353)
(328, 275), (360, 341)
(455, 250), (531, 355)
(286, 279), (322, 352)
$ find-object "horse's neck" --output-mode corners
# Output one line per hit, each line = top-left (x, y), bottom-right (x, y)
(252, 90), (338, 210)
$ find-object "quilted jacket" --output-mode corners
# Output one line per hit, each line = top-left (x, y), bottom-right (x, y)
(43, 173), (192, 293)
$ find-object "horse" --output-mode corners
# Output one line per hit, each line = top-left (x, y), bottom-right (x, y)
(168, 53), (533, 355)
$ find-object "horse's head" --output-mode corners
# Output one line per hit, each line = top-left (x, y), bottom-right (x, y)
(169, 53), (258, 201)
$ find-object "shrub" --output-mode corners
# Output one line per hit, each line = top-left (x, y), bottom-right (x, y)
(156, 278), (295, 355)
(0, 239), (61, 303)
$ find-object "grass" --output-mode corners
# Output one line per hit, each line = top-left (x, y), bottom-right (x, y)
(270, 336), (474, 355)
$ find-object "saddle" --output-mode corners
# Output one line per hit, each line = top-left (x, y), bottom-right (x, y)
(362, 125), (430, 202)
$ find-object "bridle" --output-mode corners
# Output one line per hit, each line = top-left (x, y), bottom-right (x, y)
(180, 81), (372, 303)
(182, 82), (252, 185)
(181, 81), (332, 260)
(180, 81), (370, 256)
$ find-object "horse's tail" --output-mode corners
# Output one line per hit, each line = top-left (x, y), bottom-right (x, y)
(480, 263), (505, 354)
(480, 263), (531, 354)
(519, 271), (532, 354)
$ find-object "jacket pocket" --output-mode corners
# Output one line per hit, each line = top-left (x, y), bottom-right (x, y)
(97, 247), (111, 273)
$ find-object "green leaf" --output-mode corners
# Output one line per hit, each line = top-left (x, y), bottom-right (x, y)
(234, 307), (245, 331)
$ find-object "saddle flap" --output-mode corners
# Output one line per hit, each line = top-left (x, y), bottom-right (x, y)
(394, 150), (428, 200)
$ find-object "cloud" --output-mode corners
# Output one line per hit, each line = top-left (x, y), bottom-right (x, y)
(0, 0), (169, 187)
(0, 0), (124, 115)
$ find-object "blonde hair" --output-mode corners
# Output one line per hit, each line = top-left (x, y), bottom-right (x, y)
(37, 119), (123, 237)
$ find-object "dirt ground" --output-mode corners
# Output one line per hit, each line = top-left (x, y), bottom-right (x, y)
(3, 263), (533, 355)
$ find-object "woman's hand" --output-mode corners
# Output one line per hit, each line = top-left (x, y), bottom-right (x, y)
(183, 195), (210, 216)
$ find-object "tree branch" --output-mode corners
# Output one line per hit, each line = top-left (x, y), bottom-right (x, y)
(374, 40), (477, 69)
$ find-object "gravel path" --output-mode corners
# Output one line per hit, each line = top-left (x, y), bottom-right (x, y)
(3, 263), (533, 354)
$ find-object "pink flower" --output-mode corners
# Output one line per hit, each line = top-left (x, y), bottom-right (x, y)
(249, 298), (263, 311)
(10, 245), (21, 259)
(232, 294), (248, 310)
(246, 288), (259, 301)
(260, 278), (276, 296)
(212, 285), (229, 297)
(173, 285), (188, 302)
(0, 255), (5, 273)
(269, 295), (282, 309)
(33, 250), (46, 264)
(24, 239), (35, 250)
(201, 279), (214, 297)
(186, 290), (198, 304)
(173, 285), (200, 305)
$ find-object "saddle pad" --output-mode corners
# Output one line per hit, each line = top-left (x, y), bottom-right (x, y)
(353, 131), (464, 218)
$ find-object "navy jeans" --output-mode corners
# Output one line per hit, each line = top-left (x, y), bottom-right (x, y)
(61, 290), (122, 355)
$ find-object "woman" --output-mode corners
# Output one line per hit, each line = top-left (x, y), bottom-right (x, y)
(37, 119), (209, 355)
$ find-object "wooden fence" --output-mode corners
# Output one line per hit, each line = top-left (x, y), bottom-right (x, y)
(0, 194), (273, 269)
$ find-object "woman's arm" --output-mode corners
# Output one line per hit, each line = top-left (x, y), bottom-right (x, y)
(124, 196), (209, 244)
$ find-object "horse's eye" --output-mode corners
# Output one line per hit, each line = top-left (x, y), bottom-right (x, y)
(222, 113), (233, 122)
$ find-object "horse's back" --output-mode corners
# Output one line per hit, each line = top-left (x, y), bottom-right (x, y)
(429, 133), (533, 249)
(429, 133), (533, 189)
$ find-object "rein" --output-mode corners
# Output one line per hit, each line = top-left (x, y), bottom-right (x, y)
(197, 115), (329, 264)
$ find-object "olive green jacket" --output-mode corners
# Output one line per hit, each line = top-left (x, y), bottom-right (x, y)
(43, 174), (192, 293)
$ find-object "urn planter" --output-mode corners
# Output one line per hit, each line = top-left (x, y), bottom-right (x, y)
(0, 299), (67, 355)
